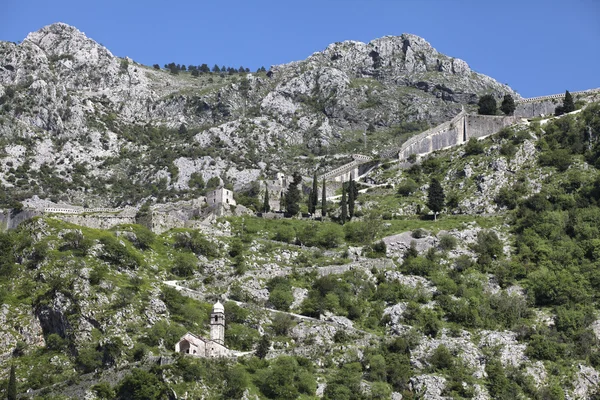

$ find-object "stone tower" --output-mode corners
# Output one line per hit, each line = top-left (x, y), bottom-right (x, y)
(210, 300), (225, 345)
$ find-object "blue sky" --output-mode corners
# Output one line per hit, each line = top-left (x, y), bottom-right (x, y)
(2, 0), (599, 97)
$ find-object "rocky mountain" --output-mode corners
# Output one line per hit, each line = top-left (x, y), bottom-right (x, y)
(0, 23), (516, 207)
(3, 22), (600, 400)
(1, 104), (600, 399)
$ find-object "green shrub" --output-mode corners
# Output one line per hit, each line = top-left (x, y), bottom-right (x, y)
(61, 230), (92, 255)
(438, 234), (457, 251)
(116, 369), (166, 400)
(272, 224), (296, 243)
(397, 178), (419, 196)
(132, 225), (155, 249)
(171, 252), (199, 277)
(429, 345), (454, 371)
(225, 323), (259, 351)
(464, 138), (484, 156)
(100, 235), (143, 269)
(472, 230), (503, 267)
(174, 230), (219, 258)
(224, 364), (249, 399)
(344, 219), (380, 244)
(271, 313), (295, 336)
(91, 382), (114, 400)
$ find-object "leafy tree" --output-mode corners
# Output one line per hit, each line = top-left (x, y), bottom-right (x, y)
(500, 94), (516, 115)
(427, 178), (445, 220)
(224, 365), (249, 399)
(191, 69), (199, 77)
(152, 64), (160, 70)
(258, 356), (316, 400)
(8, 364), (17, 400)
(285, 172), (302, 216)
(116, 369), (165, 400)
(263, 184), (270, 213)
(478, 94), (497, 115)
(321, 178), (327, 217)
(340, 182), (348, 224)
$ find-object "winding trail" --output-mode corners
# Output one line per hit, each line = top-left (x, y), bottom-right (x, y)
(163, 279), (379, 338)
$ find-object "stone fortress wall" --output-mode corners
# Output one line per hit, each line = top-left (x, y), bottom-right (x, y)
(319, 154), (374, 183)
(515, 88), (600, 104)
(318, 87), (600, 180)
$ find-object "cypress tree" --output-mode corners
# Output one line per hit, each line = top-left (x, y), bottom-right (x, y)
(8, 364), (17, 400)
(321, 179), (327, 218)
(427, 178), (445, 221)
(311, 173), (318, 214)
(285, 172), (302, 216)
(263, 184), (270, 213)
(256, 335), (271, 359)
(563, 90), (575, 113)
(500, 94), (516, 116)
(307, 189), (314, 214)
(348, 179), (356, 218)
(340, 182), (348, 224)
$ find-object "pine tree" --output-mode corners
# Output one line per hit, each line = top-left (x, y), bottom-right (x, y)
(212, 64), (220, 73)
(340, 182), (348, 224)
(563, 90), (575, 113)
(263, 184), (270, 213)
(8, 364), (17, 400)
(321, 179), (327, 218)
(348, 179), (356, 218)
(427, 178), (445, 221)
(285, 172), (302, 216)
(500, 94), (516, 116)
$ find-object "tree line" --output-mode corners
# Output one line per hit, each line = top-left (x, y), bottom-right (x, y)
(153, 62), (267, 76)
(478, 90), (576, 117)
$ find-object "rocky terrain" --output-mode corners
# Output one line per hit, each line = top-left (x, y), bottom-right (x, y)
(0, 23), (516, 208)
(1, 22), (600, 400)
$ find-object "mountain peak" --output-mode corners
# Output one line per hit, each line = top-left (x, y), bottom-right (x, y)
(24, 22), (114, 60)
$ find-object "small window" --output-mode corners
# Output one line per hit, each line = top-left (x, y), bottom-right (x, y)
(214, 315), (218, 322)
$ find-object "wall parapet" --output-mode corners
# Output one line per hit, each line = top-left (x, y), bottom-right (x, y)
(516, 88), (600, 104)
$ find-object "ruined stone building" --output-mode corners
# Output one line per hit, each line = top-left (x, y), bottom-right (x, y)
(206, 187), (236, 208)
(265, 172), (292, 212)
(174, 301), (229, 357)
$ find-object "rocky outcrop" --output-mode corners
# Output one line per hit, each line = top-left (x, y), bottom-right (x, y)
(0, 23), (520, 206)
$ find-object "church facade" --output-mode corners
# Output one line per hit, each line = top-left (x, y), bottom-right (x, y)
(174, 301), (230, 358)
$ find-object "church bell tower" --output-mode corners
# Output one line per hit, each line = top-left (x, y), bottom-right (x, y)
(210, 300), (225, 345)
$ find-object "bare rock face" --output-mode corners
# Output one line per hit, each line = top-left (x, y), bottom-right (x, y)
(0, 23), (519, 206)
(570, 364), (600, 399)
(409, 374), (447, 399)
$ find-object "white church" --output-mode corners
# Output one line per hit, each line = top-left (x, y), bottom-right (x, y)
(174, 300), (230, 358)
